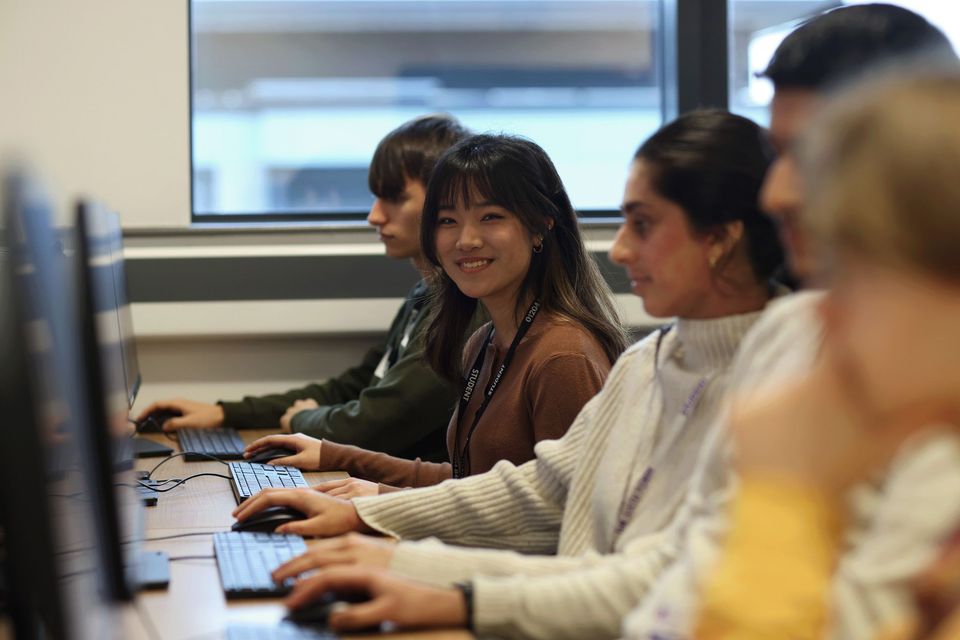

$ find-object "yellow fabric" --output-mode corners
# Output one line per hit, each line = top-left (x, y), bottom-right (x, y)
(695, 475), (844, 640)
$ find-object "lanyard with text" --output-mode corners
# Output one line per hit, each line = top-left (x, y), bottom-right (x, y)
(612, 324), (710, 538)
(451, 299), (541, 479)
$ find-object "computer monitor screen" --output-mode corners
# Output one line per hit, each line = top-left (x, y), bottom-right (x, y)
(0, 171), (116, 639)
(104, 213), (141, 408)
(75, 200), (145, 602)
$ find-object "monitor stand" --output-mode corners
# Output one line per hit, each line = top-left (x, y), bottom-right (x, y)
(136, 551), (169, 590)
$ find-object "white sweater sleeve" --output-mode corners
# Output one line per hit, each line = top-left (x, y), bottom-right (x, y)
(470, 529), (684, 640)
(352, 391), (600, 553)
(829, 431), (960, 640)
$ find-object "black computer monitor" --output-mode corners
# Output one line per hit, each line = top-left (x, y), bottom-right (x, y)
(104, 212), (141, 409)
(0, 170), (116, 639)
(75, 199), (148, 601)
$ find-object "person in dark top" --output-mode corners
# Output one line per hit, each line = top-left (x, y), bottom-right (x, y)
(242, 134), (629, 496)
(136, 114), (471, 462)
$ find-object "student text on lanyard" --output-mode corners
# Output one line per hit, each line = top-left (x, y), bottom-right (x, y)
(451, 299), (541, 479)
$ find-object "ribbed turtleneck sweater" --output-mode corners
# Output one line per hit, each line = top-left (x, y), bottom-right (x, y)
(351, 309), (764, 639)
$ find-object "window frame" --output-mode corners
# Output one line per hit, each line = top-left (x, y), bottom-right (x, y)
(187, 0), (729, 226)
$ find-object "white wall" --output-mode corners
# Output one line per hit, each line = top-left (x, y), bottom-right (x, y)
(0, 2), (651, 411)
(0, 0), (190, 228)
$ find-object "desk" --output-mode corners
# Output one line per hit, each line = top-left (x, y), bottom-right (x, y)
(134, 430), (471, 640)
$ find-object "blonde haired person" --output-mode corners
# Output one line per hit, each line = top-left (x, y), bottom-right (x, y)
(697, 71), (960, 640)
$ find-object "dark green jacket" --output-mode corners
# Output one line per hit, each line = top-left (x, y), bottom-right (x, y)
(218, 280), (455, 462)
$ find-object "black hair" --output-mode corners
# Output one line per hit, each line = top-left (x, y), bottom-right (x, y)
(367, 114), (471, 199)
(761, 3), (956, 91)
(420, 134), (628, 382)
(635, 109), (783, 282)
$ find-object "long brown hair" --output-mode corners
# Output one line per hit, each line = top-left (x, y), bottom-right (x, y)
(419, 134), (628, 382)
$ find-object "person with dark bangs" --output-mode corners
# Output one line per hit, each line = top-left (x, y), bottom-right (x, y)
(243, 134), (627, 494)
(137, 115), (471, 464)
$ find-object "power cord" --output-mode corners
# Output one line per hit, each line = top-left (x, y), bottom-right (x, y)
(139, 531), (217, 543)
(144, 451), (230, 479)
(135, 473), (231, 493)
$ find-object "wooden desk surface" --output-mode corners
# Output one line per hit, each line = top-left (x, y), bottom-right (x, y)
(133, 429), (471, 640)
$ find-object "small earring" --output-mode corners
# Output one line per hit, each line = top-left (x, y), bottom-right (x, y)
(709, 254), (718, 269)
(533, 235), (544, 254)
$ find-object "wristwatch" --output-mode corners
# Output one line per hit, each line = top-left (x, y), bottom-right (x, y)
(453, 581), (475, 632)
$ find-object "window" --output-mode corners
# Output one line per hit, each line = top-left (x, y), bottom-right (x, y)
(190, 0), (663, 221)
(729, 0), (960, 125)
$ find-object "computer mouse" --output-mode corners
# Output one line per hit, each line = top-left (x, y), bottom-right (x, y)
(231, 505), (307, 533)
(136, 409), (182, 433)
(284, 590), (371, 627)
(248, 446), (297, 464)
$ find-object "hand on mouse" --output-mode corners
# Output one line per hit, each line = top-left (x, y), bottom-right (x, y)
(313, 477), (380, 499)
(272, 533), (396, 582)
(232, 487), (374, 537)
(285, 566), (468, 632)
(135, 398), (224, 432)
(245, 433), (322, 470)
(280, 399), (320, 433)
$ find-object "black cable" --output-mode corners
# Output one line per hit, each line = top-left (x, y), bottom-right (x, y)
(136, 473), (231, 493)
(145, 451), (229, 479)
(138, 531), (217, 543)
(168, 555), (214, 562)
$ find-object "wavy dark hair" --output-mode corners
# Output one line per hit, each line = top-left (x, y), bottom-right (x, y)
(420, 134), (628, 381)
(635, 109), (783, 283)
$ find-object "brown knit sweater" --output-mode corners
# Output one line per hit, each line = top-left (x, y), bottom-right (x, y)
(317, 313), (612, 490)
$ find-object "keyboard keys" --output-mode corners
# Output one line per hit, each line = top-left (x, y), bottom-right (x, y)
(229, 462), (309, 503)
(214, 532), (307, 598)
(226, 623), (339, 639)
(178, 428), (246, 461)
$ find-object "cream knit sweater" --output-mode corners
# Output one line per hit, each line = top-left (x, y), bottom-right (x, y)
(622, 292), (960, 640)
(351, 309), (765, 639)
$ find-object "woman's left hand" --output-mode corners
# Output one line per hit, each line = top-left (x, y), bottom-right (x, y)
(272, 533), (397, 582)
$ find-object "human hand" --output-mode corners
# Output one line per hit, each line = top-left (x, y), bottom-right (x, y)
(314, 477), (381, 499)
(280, 399), (320, 433)
(231, 487), (373, 537)
(135, 398), (225, 432)
(730, 345), (948, 495)
(272, 533), (396, 582)
(285, 566), (468, 632)
(244, 433), (322, 470)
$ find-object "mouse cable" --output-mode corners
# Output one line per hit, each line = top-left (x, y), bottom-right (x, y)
(116, 478), (183, 490)
(168, 555), (215, 562)
(144, 451), (230, 479)
(135, 472), (231, 493)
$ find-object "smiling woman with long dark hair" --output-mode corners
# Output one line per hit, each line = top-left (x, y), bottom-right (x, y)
(244, 134), (627, 492)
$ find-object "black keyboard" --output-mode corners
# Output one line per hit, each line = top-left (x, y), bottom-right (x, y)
(229, 461), (309, 503)
(213, 532), (307, 598)
(226, 624), (339, 640)
(177, 428), (246, 461)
